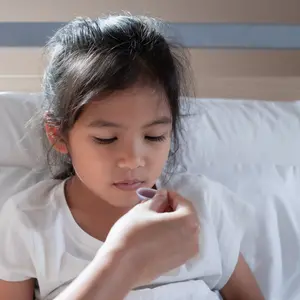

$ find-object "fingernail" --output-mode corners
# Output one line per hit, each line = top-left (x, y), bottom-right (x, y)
(150, 190), (168, 211)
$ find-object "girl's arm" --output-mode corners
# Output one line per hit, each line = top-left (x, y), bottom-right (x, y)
(220, 254), (264, 300)
(0, 279), (35, 300)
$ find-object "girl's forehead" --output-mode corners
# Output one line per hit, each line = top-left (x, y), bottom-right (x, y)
(80, 87), (171, 121)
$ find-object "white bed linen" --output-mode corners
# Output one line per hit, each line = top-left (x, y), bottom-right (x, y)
(0, 93), (300, 299)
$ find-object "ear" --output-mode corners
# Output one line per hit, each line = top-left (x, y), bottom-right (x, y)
(44, 114), (68, 154)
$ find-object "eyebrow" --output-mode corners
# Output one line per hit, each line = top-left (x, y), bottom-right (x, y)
(87, 117), (172, 129)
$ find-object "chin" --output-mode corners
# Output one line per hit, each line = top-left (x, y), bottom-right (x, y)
(110, 191), (140, 208)
(112, 200), (138, 209)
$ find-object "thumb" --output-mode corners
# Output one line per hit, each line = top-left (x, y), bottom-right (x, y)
(146, 189), (168, 212)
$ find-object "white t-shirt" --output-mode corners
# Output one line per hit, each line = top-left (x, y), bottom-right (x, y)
(0, 173), (254, 299)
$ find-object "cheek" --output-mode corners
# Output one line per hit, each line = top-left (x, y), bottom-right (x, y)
(68, 136), (113, 171)
(149, 140), (171, 165)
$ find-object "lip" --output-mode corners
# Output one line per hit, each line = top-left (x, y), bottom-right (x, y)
(113, 180), (145, 191)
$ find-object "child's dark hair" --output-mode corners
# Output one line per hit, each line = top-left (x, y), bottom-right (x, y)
(42, 14), (193, 180)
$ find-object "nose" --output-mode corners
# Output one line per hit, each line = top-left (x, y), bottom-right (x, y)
(117, 141), (146, 170)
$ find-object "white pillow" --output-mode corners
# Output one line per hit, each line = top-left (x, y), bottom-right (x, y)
(181, 98), (300, 166)
(0, 92), (46, 168)
(0, 92), (49, 204)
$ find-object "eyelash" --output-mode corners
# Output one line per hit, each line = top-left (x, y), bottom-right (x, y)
(93, 137), (117, 145)
(93, 135), (166, 145)
(145, 135), (166, 142)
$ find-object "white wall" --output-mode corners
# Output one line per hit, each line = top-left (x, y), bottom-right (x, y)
(1, 0), (300, 100)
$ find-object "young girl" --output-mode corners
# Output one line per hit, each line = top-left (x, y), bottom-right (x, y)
(0, 15), (264, 300)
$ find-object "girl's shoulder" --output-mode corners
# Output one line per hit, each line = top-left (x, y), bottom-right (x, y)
(0, 179), (68, 283)
(0, 179), (65, 229)
(158, 172), (233, 205)
(158, 172), (254, 224)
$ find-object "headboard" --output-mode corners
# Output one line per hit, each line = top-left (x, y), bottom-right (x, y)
(1, 0), (300, 101)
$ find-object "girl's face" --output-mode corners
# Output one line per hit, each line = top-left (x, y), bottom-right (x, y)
(66, 85), (172, 208)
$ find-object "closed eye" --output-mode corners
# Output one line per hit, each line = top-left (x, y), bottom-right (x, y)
(93, 137), (117, 144)
(145, 135), (166, 142)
